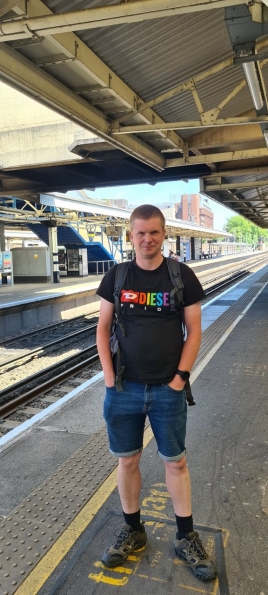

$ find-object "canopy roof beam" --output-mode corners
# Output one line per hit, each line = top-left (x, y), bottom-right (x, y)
(204, 179), (268, 190)
(112, 115), (268, 134)
(167, 148), (268, 167)
(0, 0), (247, 42)
(0, 0), (187, 169)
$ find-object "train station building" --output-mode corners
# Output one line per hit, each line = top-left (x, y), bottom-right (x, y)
(0, 2), (268, 595)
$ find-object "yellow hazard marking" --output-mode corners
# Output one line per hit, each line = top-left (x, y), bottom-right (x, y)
(150, 488), (171, 498)
(149, 550), (162, 568)
(89, 542), (145, 585)
(136, 574), (167, 582)
(142, 495), (168, 510)
(126, 554), (140, 561)
(174, 558), (188, 567)
(88, 572), (129, 586)
(138, 568), (214, 592)
(206, 535), (214, 557)
(176, 583), (213, 593)
(140, 508), (173, 520)
(93, 561), (133, 574)
(13, 424), (154, 594)
(152, 521), (165, 533)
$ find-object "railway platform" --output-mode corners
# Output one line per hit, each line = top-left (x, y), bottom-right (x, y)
(0, 274), (103, 339)
(0, 252), (264, 339)
(0, 263), (267, 595)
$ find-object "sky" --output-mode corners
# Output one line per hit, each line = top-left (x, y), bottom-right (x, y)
(85, 178), (234, 231)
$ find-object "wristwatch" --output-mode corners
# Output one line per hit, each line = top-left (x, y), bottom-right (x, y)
(176, 369), (190, 381)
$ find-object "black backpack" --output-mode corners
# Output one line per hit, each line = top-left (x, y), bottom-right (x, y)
(110, 257), (195, 405)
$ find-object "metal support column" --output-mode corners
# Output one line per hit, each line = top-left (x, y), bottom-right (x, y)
(176, 235), (181, 259)
(183, 236), (187, 262)
(0, 223), (5, 251)
(191, 237), (195, 260)
(48, 226), (60, 283)
(122, 227), (126, 262)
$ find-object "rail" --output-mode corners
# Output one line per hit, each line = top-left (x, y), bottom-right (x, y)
(0, 348), (99, 418)
(0, 322), (98, 369)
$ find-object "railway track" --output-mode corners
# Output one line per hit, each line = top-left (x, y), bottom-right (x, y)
(195, 252), (268, 289)
(0, 321), (98, 370)
(1, 255), (268, 436)
(0, 345), (101, 436)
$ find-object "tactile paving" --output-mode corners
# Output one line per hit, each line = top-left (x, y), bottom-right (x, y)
(196, 274), (268, 368)
(0, 426), (117, 595)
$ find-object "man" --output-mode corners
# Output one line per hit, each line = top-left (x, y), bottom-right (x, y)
(96, 205), (217, 581)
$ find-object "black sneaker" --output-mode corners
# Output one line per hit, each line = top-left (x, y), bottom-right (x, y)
(174, 531), (217, 581)
(102, 522), (147, 568)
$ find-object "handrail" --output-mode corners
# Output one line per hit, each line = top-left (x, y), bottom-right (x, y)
(89, 259), (116, 275)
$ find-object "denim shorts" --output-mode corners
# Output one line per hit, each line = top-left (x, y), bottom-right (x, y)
(103, 380), (187, 461)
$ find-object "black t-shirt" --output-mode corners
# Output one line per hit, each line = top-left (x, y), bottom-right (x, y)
(96, 259), (205, 384)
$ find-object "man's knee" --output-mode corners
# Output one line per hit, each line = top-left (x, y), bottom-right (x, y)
(165, 456), (188, 473)
(119, 452), (141, 472)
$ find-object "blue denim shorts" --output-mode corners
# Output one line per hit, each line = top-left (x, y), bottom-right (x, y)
(103, 380), (187, 461)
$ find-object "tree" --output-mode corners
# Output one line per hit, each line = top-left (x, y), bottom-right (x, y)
(224, 216), (268, 245)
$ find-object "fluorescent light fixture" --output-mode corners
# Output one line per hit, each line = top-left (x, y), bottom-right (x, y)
(263, 130), (268, 148)
(242, 62), (263, 110)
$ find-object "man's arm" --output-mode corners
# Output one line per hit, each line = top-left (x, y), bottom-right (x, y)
(168, 302), (202, 390)
(96, 297), (115, 388)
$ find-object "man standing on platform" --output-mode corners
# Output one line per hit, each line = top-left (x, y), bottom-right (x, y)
(96, 204), (217, 581)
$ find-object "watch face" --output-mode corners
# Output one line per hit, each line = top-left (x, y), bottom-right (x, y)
(176, 370), (190, 380)
(182, 371), (190, 380)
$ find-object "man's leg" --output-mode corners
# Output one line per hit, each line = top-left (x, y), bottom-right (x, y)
(102, 382), (147, 567)
(102, 452), (147, 568)
(165, 456), (191, 517)
(165, 457), (217, 581)
(117, 452), (142, 512)
(165, 457), (195, 540)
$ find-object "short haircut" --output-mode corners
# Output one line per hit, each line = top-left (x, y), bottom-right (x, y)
(129, 204), (165, 230)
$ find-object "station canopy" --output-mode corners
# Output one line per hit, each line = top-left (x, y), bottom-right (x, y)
(0, 192), (230, 240)
(0, 0), (268, 229)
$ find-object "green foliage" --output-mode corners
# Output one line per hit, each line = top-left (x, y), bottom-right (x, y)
(224, 216), (268, 244)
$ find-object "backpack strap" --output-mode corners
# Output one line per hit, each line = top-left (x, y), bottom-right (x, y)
(110, 330), (125, 392)
(165, 257), (184, 310)
(166, 257), (186, 336)
(113, 261), (131, 337)
(184, 378), (196, 406)
(111, 261), (131, 391)
(166, 257), (195, 406)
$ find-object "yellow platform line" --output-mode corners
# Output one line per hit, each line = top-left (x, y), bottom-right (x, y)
(14, 426), (154, 595)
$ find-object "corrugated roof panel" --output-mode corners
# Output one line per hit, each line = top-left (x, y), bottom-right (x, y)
(26, 1), (268, 139)
(45, 0), (115, 11)
(147, 67), (251, 125)
(79, 10), (231, 102)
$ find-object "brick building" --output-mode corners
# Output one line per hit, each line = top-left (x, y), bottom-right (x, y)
(175, 194), (214, 228)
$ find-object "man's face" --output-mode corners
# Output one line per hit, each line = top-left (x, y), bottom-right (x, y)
(130, 217), (166, 261)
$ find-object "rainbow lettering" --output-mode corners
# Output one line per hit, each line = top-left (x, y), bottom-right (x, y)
(121, 290), (170, 307)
